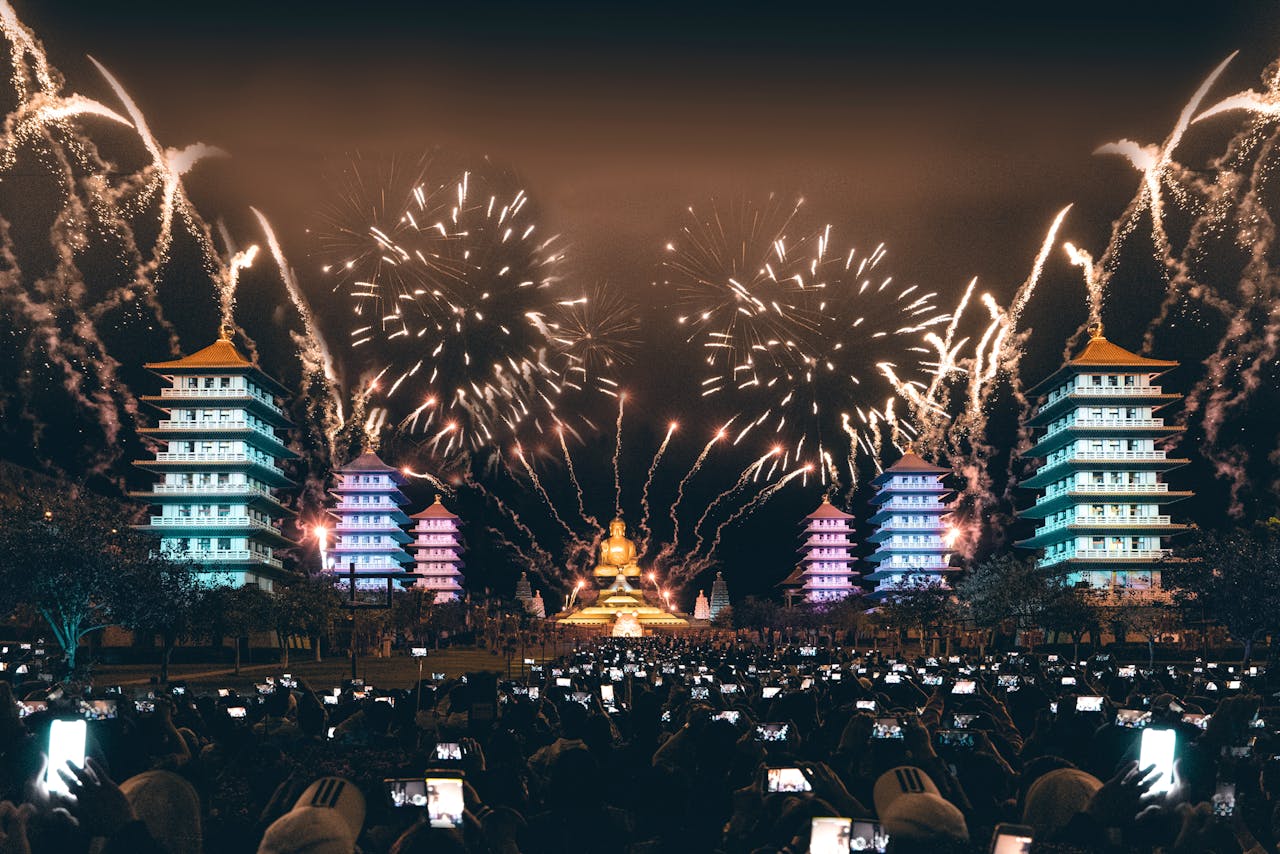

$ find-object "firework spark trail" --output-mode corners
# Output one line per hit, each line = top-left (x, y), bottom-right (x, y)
(556, 426), (598, 529)
(1093, 52), (1236, 268)
(612, 392), (625, 516)
(402, 466), (453, 495)
(219, 245), (258, 335)
(89, 57), (227, 276)
(1063, 242), (1104, 335)
(0, 1), (55, 103)
(251, 207), (345, 438)
(465, 471), (565, 591)
(515, 445), (577, 537)
(663, 424), (728, 560)
(0, 93), (131, 172)
(687, 448), (778, 560)
(638, 420), (676, 551)
(683, 463), (810, 579)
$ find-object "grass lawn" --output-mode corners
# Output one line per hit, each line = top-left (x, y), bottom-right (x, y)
(91, 643), (571, 694)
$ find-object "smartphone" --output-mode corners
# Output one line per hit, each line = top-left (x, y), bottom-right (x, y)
(850, 819), (890, 853)
(714, 710), (741, 725)
(82, 699), (118, 721)
(936, 730), (975, 749)
(386, 777), (428, 808)
(1181, 713), (1211, 730)
(600, 685), (615, 703)
(555, 677), (572, 688)
(135, 700), (156, 714)
(45, 718), (87, 795)
(1118, 665), (1137, 678)
(856, 699), (877, 711)
(411, 647), (429, 657)
(762, 686), (782, 699)
(1213, 781), (1236, 818)
(323, 695), (338, 705)
(756, 723), (790, 742)
(326, 726), (336, 739)
(872, 718), (904, 739)
(952, 713), (977, 729)
(1116, 709), (1151, 729)
(809, 816), (852, 854)
(227, 706), (247, 719)
(720, 683), (740, 694)
(426, 774), (465, 828)
(990, 823), (1034, 854)
(1061, 676), (1077, 686)
(1139, 728), (1176, 794)
(18, 701), (47, 718)
(883, 673), (902, 684)
(691, 686), (710, 700)
(435, 742), (464, 761)
(952, 680), (976, 695)
(1076, 696), (1104, 713)
(766, 767), (812, 793)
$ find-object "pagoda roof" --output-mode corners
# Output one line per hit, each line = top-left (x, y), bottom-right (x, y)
(339, 451), (405, 475)
(777, 567), (807, 588)
(1032, 332), (1178, 391)
(146, 335), (290, 395)
(411, 495), (460, 520)
(804, 495), (855, 520)
(871, 450), (949, 485)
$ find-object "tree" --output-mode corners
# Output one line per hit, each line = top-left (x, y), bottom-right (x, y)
(1112, 598), (1180, 667)
(1041, 584), (1103, 661)
(711, 605), (735, 630)
(733, 596), (781, 631)
(0, 478), (165, 676)
(271, 575), (343, 665)
(1164, 524), (1280, 666)
(955, 554), (1051, 654)
(204, 585), (274, 674)
(872, 577), (957, 656)
(112, 553), (206, 684)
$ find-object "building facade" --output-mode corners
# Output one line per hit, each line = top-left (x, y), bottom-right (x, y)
(328, 452), (415, 587)
(133, 334), (297, 590)
(1016, 330), (1190, 597)
(709, 571), (730, 619)
(864, 451), (955, 598)
(793, 496), (859, 603)
(409, 495), (466, 602)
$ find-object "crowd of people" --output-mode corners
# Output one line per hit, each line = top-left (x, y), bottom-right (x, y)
(1, 635), (1279, 852)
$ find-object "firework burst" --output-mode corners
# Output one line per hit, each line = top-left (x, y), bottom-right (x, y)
(662, 195), (950, 487)
(319, 154), (604, 454)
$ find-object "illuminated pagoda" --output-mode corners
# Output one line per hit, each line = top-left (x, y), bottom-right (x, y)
(559, 517), (688, 635)
(328, 452), (415, 588)
(1016, 327), (1190, 597)
(709, 571), (730, 619)
(792, 497), (859, 603)
(409, 495), (465, 602)
(133, 332), (297, 590)
(864, 450), (956, 598)
(515, 572), (535, 612)
(693, 591), (711, 621)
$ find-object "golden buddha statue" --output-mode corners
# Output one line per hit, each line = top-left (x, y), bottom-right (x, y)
(594, 517), (641, 578)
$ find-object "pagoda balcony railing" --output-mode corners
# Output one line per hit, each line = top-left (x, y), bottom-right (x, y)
(153, 452), (285, 476)
(882, 558), (952, 568)
(155, 419), (282, 442)
(150, 482), (272, 496)
(1046, 450), (1168, 465)
(167, 550), (283, 569)
(875, 520), (943, 530)
(1045, 482), (1170, 497)
(1033, 515), (1173, 536)
(1045, 385), (1160, 405)
(877, 499), (948, 511)
(151, 515), (280, 532)
(334, 520), (402, 529)
(158, 386), (282, 413)
(1038, 548), (1172, 568)
(884, 538), (947, 548)
(1044, 417), (1166, 438)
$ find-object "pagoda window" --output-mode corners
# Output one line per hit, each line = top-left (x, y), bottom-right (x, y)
(1123, 374), (1136, 386)
(217, 538), (231, 550)
(197, 538), (211, 551)
(1091, 375), (1103, 386)
(1091, 537), (1105, 550)
(220, 377), (231, 388)
(216, 505), (230, 517)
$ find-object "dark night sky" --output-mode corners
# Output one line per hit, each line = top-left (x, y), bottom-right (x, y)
(12, 1), (1280, 599)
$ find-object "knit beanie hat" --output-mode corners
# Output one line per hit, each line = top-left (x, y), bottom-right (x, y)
(120, 770), (203, 854)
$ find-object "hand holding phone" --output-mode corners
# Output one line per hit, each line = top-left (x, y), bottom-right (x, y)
(45, 718), (87, 795)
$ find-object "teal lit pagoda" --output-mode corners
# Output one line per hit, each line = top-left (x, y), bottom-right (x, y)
(327, 451), (415, 588)
(132, 332), (297, 590)
(1016, 327), (1190, 598)
(864, 450), (956, 598)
